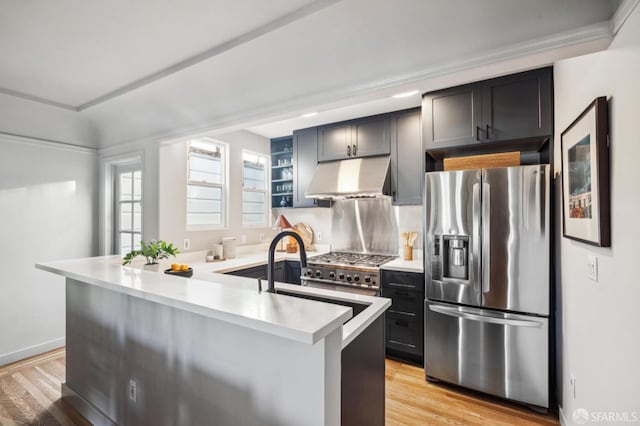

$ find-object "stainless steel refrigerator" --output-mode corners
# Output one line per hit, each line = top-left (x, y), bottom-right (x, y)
(424, 165), (550, 408)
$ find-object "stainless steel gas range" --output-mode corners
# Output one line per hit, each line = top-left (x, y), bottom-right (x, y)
(301, 252), (396, 296)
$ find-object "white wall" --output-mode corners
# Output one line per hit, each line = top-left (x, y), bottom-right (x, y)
(0, 134), (97, 365)
(553, 5), (640, 423)
(0, 93), (97, 148)
(159, 130), (275, 252)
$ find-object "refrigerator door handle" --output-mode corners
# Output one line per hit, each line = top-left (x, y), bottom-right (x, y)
(482, 181), (491, 293)
(428, 304), (543, 328)
(472, 182), (482, 292)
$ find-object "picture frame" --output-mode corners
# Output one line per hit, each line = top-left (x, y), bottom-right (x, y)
(560, 96), (610, 247)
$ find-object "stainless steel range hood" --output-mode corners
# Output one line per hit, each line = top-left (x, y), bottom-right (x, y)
(305, 156), (390, 199)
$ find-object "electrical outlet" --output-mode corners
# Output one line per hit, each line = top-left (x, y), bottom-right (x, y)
(317, 232), (322, 241)
(183, 238), (190, 250)
(129, 379), (137, 403)
(569, 374), (576, 399)
(587, 255), (598, 282)
(259, 233), (265, 242)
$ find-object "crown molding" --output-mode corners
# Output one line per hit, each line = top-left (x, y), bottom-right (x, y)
(611, 0), (640, 35)
(0, 86), (78, 111)
(99, 20), (613, 149)
(0, 131), (97, 153)
(0, 8), (618, 120)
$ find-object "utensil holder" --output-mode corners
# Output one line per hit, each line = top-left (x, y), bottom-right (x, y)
(403, 245), (413, 261)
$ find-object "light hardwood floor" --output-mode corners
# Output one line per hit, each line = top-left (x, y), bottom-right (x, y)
(0, 349), (558, 425)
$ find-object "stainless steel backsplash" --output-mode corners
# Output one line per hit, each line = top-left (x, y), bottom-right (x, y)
(331, 197), (398, 254)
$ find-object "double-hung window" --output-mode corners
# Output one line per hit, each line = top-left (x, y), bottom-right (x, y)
(242, 151), (269, 226)
(187, 139), (227, 229)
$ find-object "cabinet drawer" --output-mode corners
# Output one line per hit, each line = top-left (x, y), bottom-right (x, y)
(381, 270), (424, 291)
(385, 313), (423, 356)
(382, 286), (422, 317)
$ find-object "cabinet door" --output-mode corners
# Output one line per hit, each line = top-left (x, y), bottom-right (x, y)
(318, 122), (352, 162)
(352, 115), (390, 157)
(293, 128), (318, 207)
(482, 68), (553, 142)
(423, 83), (483, 149)
(285, 261), (302, 285)
(390, 108), (422, 205)
(274, 262), (286, 283)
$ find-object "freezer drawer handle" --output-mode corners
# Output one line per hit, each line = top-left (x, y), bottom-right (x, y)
(429, 305), (542, 328)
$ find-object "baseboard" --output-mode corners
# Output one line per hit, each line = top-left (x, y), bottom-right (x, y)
(559, 406), (569, 426)
(0, 337), (65, 367)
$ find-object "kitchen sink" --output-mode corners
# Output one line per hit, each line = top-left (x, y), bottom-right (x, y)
(274, 289), (368, 324)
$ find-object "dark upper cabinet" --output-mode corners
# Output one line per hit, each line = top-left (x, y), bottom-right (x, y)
(390, 108), (422, 205)
(423, 83), (483, 149)
(423, 67), (553, 151)
(482, 67), (553, 142)
(352, 115), (391, 158)
(318, 122), (352, 162)
(317, 114), (391, 162)
(293, 127), (319, 208)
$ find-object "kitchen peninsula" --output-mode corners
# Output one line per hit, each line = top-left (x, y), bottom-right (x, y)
(36, 256), (390, 426)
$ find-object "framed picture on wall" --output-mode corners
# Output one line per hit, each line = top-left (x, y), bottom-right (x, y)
(560, 96), (610, 247)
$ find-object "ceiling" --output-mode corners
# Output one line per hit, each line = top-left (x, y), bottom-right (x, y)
(0, 0), (626, 146)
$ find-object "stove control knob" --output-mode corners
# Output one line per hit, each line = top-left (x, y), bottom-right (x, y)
(315, 270), (322, 278)
(364, 276), (371, 283)
(338, 273), (345, 280)
(329, 272), (336, 279)
(353, 275), (360, 282)
(306, 270), (313, 276)
(346, 274), (353, 282)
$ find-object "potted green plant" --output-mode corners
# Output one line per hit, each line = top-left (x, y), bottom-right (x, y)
(122, 240), (180, 271)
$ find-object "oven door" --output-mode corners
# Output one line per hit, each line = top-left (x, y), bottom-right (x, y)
(301, 278), (379, 296)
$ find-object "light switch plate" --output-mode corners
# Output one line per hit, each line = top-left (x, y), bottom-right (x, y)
(587, 255), (598, 282)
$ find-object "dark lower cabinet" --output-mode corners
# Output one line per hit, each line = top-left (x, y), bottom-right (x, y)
(226, 261), (302, 285)
(381, 269), (424, 365)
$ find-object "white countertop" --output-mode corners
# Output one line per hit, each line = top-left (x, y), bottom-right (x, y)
(36, 248), (390, 348)
(381, 249), (424, 273)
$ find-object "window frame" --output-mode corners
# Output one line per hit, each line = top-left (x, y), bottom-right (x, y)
(186, 139), (229, 231)
(241, 149), (270, 227)
(114, 164), (143, 255)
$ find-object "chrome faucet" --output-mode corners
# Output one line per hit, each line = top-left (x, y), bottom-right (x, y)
(266, 231), (308, 293)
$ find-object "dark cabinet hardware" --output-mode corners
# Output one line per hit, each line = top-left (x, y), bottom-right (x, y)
(352, 144), (357, 156)
(486, 124), (491, 139)
(347, 144), (351, 157)
(476, 126), (482, 141)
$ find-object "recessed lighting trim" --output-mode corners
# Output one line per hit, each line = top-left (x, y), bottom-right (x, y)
(300, 112), (318, 118)
(391, 90), (420, 98)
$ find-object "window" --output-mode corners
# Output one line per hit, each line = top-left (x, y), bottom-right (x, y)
(242, 150), (269, 226)
(116, 167), (142, 254)
(187, 139), (227, 229)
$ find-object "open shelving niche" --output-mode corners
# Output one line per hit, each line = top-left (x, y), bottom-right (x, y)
(270, 136), (294, 208)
